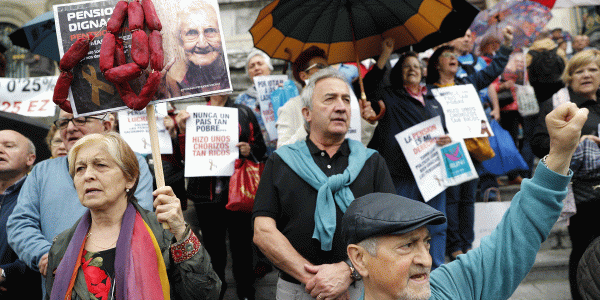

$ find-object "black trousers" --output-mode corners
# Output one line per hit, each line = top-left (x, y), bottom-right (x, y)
(194, 202), (255, 300)
(568, 200), (600, 300)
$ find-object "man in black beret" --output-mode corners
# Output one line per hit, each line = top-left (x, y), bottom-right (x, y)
(343, 102), (588, 300)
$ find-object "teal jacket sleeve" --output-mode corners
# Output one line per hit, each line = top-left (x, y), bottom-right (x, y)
(430, 162), (571, 300)
(134, 153), (155, 211)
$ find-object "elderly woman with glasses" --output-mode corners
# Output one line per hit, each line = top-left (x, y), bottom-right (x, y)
(424, 27), (513, 268)
(45, 124), (67, 158)
(45, 132), (221, 300)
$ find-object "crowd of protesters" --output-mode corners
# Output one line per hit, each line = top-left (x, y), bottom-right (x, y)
(3, 4), (600, 300)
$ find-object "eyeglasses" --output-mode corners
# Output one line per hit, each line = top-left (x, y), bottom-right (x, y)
(181, 27), (220, 43)
(441, 52), (458, 59)
(50, 138), (63, 147)
(304, 63), (328, 72)
(54, 114), (106, 130)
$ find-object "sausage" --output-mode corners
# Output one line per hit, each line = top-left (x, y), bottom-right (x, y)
(107, 1), (128, 33)
(148, 30), (163, 71)
(131, 30), (149, 69)
(128, 0), (145, 31)
(138, 70), (161, 102)
(59, 36), (90, 71)
(114, 37), (127, 66)
(99, 32), (116, 73)
(53, 71), (73, 113)
(104, 62), (143, 84)
(142, 0), (162, 31)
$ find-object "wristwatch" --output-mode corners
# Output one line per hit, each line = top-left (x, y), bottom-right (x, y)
(344, 259), (362, 281)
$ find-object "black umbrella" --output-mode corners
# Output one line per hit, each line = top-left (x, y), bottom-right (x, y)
(250, 0), (479, 65)
(9, 11), (59, 62)
(0, 111), (51, 162)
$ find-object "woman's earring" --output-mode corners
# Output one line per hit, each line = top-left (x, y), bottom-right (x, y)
(126, 188), (130, 193)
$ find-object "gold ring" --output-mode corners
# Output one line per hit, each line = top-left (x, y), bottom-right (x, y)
(317, 296), (322, 300)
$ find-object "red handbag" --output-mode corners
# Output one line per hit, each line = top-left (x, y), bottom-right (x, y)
(226, 122), (264, 213)
(226, 156), (265, 213)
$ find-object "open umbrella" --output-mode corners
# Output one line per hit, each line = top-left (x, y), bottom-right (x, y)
(469, 0), (552, 49)
(9, 11), (59, 62)
(250, 0), (479, 66)
(0, 111), (51, 162)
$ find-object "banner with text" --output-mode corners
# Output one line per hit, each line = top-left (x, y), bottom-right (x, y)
(432, 84), (493, 139)
(253, 75), (287, 141)
(118, 103), (173, 154)
(395, 116), (446, 202)
(438, 140), (478, 187)
(0, 76), (57, 117)
(184, 105), (238, 177)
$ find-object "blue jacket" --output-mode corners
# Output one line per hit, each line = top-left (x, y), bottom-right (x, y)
(0, 176), (42, 298)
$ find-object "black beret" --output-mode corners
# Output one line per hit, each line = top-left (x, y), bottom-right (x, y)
(342, 193), (446, 245)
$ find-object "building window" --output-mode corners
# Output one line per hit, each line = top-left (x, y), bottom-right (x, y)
(1, 22), (30, 78)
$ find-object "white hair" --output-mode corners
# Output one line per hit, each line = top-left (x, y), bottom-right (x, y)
(246, 49), (274, 73)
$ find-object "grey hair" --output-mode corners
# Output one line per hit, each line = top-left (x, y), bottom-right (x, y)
(300, 68), (349, 132)
(246, 49), (273, 74)
(26, 139), (35, 156)
(358, 237), (379, 256)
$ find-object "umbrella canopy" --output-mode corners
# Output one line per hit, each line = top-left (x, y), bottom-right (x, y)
(0, 111), (51, 162)
(9, 11), (59, 62)
(470, 0), (552, 49)
(250, 0), (479, 65)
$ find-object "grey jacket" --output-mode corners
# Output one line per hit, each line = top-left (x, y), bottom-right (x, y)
(45, 201), (221, 300)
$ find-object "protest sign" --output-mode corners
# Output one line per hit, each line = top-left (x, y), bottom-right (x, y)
(0, 76), (57, 117)
(118, 102), (173, 155)
(53, 0), (232, 117)
(184, 105), (238, 177)
(395, 116), (446, 202)
(431, 84), (493, 139)
(438, 140), (478, 187)
(253, 75), (288, 141)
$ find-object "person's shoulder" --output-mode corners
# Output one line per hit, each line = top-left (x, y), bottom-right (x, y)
(30, 156), (67, 177)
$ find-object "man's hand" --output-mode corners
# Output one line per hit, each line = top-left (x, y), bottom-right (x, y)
(435, 135), (452, 146)
(39, 253), (49, 276)
(502, 26), (514, 47)
(304, 262), (353, 300)
(164, 117), (177, 139)
(175, 110), (190, 135)
(546, 102), (589, 175)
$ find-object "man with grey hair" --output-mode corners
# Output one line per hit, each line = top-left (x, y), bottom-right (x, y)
(166, 0), (230, 96)
(0, 130), (42, 298)
(342, 102), (588, 300)
(7, 110), (154, 297)
(253, 68), (395, 300)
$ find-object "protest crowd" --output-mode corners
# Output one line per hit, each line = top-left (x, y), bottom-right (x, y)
(3, 1), (600, 300)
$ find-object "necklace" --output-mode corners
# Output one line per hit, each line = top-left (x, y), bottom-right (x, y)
(86, 232), (118, 250)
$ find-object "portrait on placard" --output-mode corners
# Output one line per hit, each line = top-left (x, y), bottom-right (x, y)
(53, 0), (232, 116)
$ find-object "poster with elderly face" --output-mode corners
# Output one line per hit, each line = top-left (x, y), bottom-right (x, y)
(54, 0), (232, 117)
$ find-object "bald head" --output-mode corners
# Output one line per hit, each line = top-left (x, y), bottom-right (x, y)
(0, 130), (36, 183)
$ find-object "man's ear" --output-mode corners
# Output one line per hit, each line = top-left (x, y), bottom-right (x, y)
(348, 244), (369, 278)
(299, 71), (309, 81)
(102, 120), (112, 132)
(26, 153), (36, 169)
(301, 107), (311, 123)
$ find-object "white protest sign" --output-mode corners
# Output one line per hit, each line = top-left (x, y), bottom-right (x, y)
(253, 75), (288, 141)
(395, 116), (446, 202)
(0, 76), (57, 117)
(118, 102), (173, 155)
(184, 105), (239, 177)
(432, 84), (493, 139)
(346, 89), (362, 143)
(438, 139), (478, 187)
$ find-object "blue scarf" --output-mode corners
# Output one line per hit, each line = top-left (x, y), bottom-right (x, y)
(276, 139), (376, 251)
